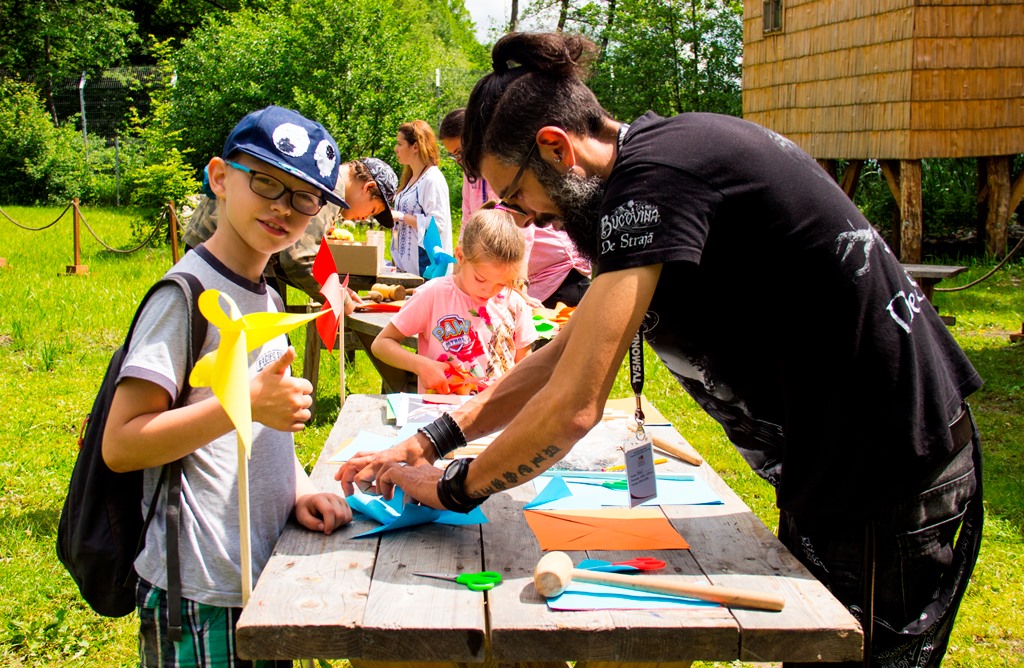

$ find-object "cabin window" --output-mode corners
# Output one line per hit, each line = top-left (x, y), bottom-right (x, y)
(763, 0), (782, 33)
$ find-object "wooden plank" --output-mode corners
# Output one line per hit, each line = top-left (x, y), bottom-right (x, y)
(484, 481), (741, 663)
(909, 99), (1024, 131)
(360, 523), (490, 662)
(913, 36), (1024, 69)
(914, 5), (1024, 38)
(907, 127), (1024, 158)
(236, 396), (388, 661)
(910, 67), (1024, 102)
(663, 471), (863, 663)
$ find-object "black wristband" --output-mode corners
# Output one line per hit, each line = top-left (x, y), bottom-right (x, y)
(436, 458), (485, 513)
(418, 413), (467, 459)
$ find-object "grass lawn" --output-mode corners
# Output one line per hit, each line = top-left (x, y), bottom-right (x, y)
(0, 204), (1021, 667)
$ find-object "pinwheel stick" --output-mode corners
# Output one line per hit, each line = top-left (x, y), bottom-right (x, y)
(238, 436), (253, 604)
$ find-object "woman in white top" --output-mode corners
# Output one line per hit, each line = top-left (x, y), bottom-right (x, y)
(390, 120), (453, 277)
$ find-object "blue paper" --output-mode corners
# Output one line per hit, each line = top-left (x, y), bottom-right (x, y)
(421, 217), (455, 279)
(328, 422), (430, 462)
(347, 488), (488, 538)
(547, 580), (719, 611)
(576, 559), (641, 573)
(528, 471), (722, 510)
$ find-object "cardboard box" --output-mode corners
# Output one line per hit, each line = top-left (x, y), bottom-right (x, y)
(327, 240), (384, 276)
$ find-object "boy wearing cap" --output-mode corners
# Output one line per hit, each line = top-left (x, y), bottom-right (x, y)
(184, 156), (398, 301)
(103, 106), (353, 667)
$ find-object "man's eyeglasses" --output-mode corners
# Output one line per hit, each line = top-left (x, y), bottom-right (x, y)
(225, 160), (326, 216)
(497, 142), (537, 217)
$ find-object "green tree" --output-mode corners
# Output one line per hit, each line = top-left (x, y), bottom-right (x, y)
(121, 41), (199, 225)
(589, 0), (743, 120)
(170, 0), (486, 175)
(0, 79), (97, 204)
(0, 0), (139, 120)
(521, 0), (742, 121)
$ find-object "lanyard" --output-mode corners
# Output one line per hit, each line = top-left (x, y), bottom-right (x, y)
(618, 121), (645, 438)
(629, 327), (645, 440)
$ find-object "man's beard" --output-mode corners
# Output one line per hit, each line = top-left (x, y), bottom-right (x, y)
(532, 159), (606, 263)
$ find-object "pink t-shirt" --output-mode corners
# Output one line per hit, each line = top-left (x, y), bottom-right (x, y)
(521, 226), (592, 302)
(463, 175), (591, 302)
(391, 275), (538, 393)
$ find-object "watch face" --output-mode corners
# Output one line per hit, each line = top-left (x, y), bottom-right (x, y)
(443, 459), (463, 481)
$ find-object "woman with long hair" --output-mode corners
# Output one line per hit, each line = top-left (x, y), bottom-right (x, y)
(389, 120), (452, 277)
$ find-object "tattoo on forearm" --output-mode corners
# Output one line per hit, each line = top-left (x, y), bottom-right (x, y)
(478, 445), (563, 497)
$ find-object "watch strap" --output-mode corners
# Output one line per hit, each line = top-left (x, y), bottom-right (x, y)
(436, 458), (486, 513)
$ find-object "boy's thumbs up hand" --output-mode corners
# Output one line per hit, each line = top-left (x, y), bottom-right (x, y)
(250, 347), (315, 432)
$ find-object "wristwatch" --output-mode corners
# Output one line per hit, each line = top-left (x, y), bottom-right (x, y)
(436, 458), (486, 513)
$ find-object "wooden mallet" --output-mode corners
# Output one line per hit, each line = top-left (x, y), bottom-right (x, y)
(533, 551), (785, 612)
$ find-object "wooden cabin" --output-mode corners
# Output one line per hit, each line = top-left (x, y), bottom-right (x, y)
(742, 0), (1024, 261)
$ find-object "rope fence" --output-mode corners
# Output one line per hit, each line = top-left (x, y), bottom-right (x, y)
(0, 199), (182, 274)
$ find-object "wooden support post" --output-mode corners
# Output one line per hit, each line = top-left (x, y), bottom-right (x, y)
(1010, 167), (1024, 215)
(984, 156), (1010, 258)
(817, 159), (837, 182)
(898, 160), (923, 263)
(840, 160), (863, 200)
(879, 160), (902, 256)
(168, 200), (181, 265)
(66, 198), (89, 275)
(0, 258), (7, 269)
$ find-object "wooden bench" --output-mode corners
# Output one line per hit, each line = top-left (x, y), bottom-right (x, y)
(901, 263), (967, 325)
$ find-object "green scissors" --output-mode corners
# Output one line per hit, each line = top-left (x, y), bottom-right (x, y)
(412, 570), (503, 591)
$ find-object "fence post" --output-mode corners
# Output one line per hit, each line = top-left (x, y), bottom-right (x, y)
(168, 200), (181, 264)
(66, 198), (89, 275)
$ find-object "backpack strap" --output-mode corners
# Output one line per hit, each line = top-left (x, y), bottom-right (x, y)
(128, 272), (207, 642)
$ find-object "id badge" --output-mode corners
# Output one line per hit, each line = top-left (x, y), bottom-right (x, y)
(624, 431), (657, 507)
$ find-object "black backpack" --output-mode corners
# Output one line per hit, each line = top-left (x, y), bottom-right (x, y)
(57, 273), (206, 639)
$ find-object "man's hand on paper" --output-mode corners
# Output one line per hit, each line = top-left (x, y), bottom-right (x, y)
(335, 433), (433, 495)
(376, 461), (444, 509)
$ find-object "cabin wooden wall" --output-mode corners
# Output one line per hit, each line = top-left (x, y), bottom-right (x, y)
(742, 0), (1024, 160)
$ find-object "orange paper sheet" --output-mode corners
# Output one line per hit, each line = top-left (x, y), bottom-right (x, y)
(524, 507), (690, 551)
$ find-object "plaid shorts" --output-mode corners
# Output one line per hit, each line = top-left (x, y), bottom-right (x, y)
(137, 578), (292, 668)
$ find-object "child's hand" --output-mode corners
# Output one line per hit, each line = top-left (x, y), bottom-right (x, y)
(417, 357), (452, 394)
(250, 347), (314, 431)
(294, 492), (352, 534)
(343, 287), (364, 316)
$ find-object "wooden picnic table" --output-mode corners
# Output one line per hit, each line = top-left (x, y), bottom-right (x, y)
(236, 394), (863, 665)
(901, 263), (967, 325)
(901, 263), (967, 303)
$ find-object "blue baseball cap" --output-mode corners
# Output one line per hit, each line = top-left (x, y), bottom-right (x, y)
(221, 105), (348, 208)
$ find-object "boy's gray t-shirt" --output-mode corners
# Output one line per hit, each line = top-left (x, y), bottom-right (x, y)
(118, 245), (296, 608)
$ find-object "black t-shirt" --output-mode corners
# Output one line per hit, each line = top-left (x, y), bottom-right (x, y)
(596, 112), (982, 518)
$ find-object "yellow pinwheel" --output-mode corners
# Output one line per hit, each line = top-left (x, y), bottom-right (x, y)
(188, 289), (326, 604)
(189, 289), (325, 457)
